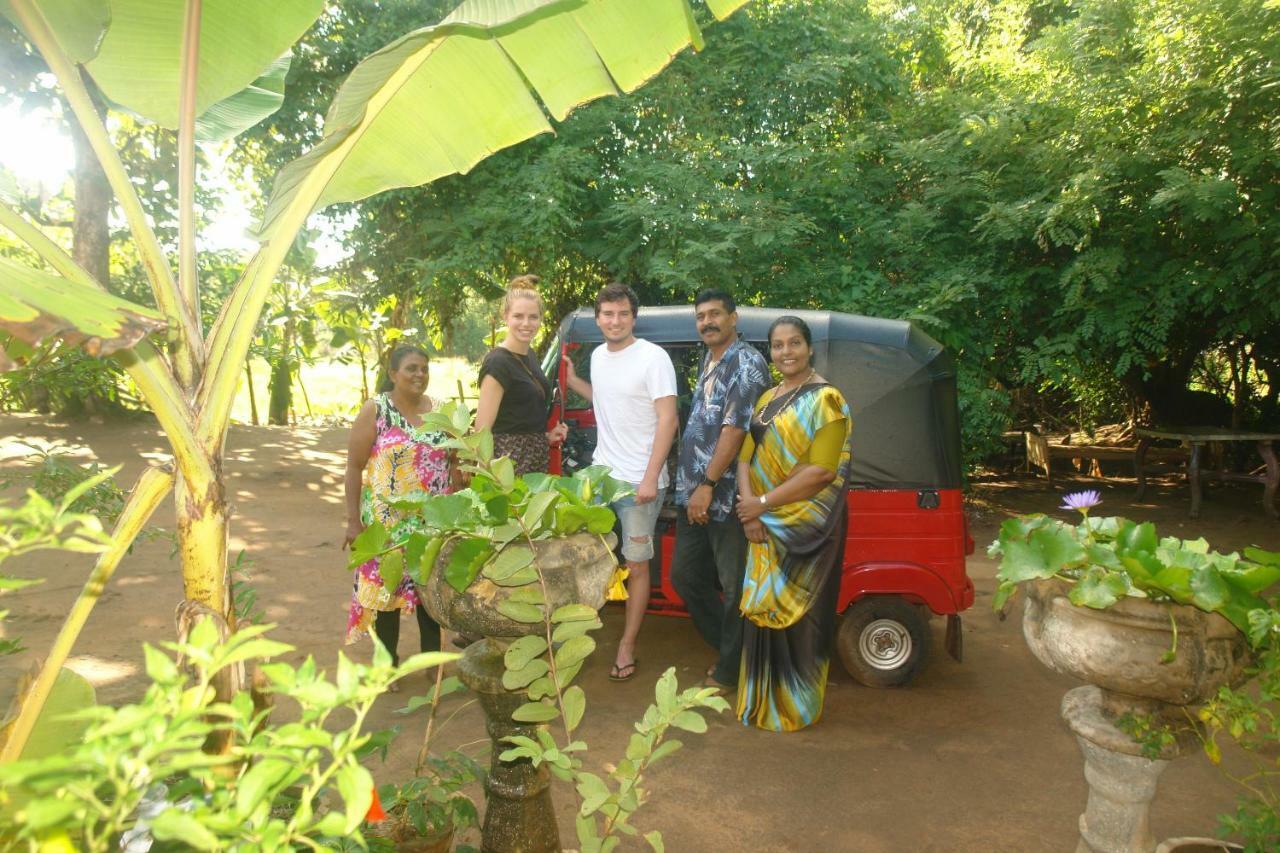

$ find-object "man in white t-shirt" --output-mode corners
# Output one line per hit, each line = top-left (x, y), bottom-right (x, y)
(564, 282), (677, 682)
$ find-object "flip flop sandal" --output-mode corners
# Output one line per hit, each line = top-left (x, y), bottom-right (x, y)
(609, 660), (639, 682)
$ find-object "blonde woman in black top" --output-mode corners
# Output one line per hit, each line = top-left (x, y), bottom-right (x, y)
(473, 276), (568, 474)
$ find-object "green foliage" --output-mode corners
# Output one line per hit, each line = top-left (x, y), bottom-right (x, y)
(366, 400), (728, 850)
(243, 0), (1278, 466)
(373, 671), (481, 846)
(504, 667), (730, 852)
(990, 510), (1280, 638)
(348, 402), (631, 594)
(0, 618), (457, 851)
(1200, 640), (1280, 851)
(0, 445), (169, 543)
(0, 345), (134, 417)
(1120, 609), (1280, 852)
(375, 749), (480, 843)
(0, 466), (116, 656)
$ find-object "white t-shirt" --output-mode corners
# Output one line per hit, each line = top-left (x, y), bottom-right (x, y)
(590, 338), (678, 487)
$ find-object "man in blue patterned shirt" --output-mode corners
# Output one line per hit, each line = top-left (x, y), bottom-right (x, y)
(672, 289), (770, 690)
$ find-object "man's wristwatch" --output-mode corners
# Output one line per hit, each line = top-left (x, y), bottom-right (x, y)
(758, 493), (768, 507)
(701, 473), (719, 488)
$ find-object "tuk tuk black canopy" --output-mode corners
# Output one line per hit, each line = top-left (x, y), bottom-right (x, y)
(554, 306), (963, 490)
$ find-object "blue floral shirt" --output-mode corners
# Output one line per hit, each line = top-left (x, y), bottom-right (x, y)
(675, 338), (771, 521)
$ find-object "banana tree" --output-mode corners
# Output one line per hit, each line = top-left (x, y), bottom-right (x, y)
(0, 0), (751, 758)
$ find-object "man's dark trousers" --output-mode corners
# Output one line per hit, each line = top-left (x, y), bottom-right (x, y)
(671, 512), (749, 686)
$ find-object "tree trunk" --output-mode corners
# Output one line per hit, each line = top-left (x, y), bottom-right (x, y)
(175, 464), (231, 628)
(357, 343), (370, 402)
(69, 80), (111, 288)
(268, 280), (295, 426)
(267, 353), (292, 426)
(245, 361), (260, 426)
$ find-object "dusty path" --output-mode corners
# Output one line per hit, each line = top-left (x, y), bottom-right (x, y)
(3, 413), (1278, 851)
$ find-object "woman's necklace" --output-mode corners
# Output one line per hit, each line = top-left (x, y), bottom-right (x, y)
(758, 369), (816, 426)
(504, 346), (546, 397)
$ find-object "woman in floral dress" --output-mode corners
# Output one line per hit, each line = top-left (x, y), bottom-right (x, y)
(343, 344), (452, 674)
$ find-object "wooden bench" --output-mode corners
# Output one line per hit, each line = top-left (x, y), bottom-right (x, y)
(1023, 432), (1186, 484)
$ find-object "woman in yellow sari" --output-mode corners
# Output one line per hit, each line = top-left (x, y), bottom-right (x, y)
(735, 316), (853, 732)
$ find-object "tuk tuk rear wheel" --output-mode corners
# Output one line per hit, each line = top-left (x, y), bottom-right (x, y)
(837, 597), (931, 688)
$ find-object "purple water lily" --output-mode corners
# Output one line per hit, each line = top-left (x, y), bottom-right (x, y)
(1061, 490), (1102, 514)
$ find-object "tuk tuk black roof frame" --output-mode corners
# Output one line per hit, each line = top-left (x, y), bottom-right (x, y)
(554, 306), (963, 491)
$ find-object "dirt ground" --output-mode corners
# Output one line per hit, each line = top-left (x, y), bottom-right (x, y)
(3, 412), (1279, 851)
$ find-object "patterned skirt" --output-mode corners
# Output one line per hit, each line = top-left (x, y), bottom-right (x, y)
(493, 431), (550, 477)
(346, 554), (420, 644)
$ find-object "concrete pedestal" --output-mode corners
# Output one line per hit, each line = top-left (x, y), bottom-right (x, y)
(1063, 686), (1177, 853)
(459, 638), (560, 853)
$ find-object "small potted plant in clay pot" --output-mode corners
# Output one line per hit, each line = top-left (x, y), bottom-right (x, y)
(362, 662), (484, 852)
(367, 751), (481, 852)
(991, 490), (1280, 853)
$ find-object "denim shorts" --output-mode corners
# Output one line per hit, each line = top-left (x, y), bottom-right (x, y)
(612, 488), (666, 563)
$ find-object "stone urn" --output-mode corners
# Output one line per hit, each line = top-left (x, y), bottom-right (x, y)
(1022, 578), (1251, 853)
(423, 532), (617, 853)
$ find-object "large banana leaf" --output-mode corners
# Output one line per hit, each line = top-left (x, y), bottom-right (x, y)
(3, 0), (323, 130)
(0, 257), (166, 370)
(86, 0), (322, 129)
(194, 53), (292, 143)
(254, 0), (751, 240)
(0, 0), (107, 62)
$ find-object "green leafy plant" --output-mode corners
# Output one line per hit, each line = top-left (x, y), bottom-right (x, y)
(0, 618), (456, 851)
(0, 469), (116, 657)
(0, 447), (170, 545)
(368, 668), (482, 850)
(990, 492), (1280, 637)
(1197, 637), (1280, 852)
(353, 400), (730, 851)
(1120, 610), (1280, 853)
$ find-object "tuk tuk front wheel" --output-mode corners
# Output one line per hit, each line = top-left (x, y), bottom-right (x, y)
(837, 597), (931, 688)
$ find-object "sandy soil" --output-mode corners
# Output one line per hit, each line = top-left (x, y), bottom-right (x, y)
(3, 412), (1278, 851)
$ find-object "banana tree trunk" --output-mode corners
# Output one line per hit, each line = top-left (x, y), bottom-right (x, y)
(175, 463), (232, 628)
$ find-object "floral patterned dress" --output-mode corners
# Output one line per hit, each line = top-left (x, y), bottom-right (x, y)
(345, 393), (452, 644)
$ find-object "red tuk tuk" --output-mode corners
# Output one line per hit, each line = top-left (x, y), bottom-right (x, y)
(539, 306), (974, 687)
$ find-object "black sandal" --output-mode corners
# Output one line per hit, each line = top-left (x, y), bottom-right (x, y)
(609, 660), (638, 682)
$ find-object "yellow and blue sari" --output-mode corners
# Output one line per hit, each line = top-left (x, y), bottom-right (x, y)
(738, 383), (852, 732)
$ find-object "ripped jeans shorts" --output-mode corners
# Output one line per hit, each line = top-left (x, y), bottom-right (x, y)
(611, 487), (666, 563)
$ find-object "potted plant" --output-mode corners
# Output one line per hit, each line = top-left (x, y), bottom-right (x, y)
(350, 401), (730, 852)
(365, 667), (483, 852)
(990, 490), (1280, 853)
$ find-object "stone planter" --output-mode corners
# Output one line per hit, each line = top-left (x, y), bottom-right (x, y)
(1023, 578), (1250, 718)
(1021, 579), (1251, 853)
(423, 532), (616, 853)
(423, 533), (615, 638)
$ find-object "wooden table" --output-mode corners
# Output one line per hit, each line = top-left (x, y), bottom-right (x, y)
(1135, 427), (1280, 519)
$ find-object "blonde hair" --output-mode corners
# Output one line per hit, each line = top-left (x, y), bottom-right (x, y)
(501, 274), (543, 319)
